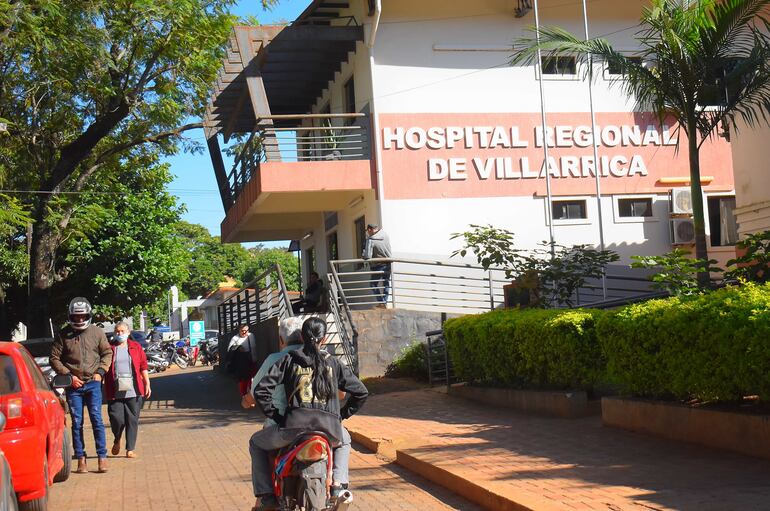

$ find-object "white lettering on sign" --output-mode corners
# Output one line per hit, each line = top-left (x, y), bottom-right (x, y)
(388, 123), (670, 181)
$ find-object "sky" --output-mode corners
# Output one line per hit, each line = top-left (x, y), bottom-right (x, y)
(164, 0), (309, 244)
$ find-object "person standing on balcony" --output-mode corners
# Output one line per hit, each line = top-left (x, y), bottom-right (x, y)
(362, 223), (393, 308)
(228, 324), (257, 396)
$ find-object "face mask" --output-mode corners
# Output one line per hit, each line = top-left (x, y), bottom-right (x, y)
(115, 334), (128, 343)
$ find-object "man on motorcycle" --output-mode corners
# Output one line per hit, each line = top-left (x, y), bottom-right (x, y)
(250, 317), (368, 511)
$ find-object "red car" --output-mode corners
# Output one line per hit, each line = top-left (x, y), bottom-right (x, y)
(0, 342), (71, 511)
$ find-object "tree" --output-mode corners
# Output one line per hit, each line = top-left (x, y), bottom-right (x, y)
(511, 0), (770, 287)
(0, 1), (237, 335)
(175, 221), (251, 298)
(242, 246), (300, 292)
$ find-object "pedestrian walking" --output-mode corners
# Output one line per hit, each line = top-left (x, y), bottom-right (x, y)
(104, 321), (151, 459)
(50, 297), (113, 473)
(362, 223), (393, 307)
(228, 324), (257, 396)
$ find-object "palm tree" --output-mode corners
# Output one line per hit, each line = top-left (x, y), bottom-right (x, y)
(512, 0), (770, 286)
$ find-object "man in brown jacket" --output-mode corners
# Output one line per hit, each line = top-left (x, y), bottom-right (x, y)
(50, 297), (113, 473)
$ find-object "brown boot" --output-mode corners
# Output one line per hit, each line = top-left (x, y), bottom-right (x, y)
(97, 457), (108, 473)
(76, 457), (88, 473)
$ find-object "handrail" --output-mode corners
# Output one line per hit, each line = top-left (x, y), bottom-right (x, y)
(329, 264), (358, 338)
(275, 264), (295, 316)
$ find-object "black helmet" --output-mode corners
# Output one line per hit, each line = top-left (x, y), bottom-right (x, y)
(68, 297), (93, 331)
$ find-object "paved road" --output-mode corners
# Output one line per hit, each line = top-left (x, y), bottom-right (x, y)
(49, 366), (480, 511)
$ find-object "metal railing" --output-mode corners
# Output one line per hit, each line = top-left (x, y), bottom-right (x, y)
(326, 278), (359, 374)
(329, 258), (509, 314)
(226, 113), (370, 205)
(426, 329), (456, 390)
(217, 264), (294, 338)
(329, 257), (659, 313)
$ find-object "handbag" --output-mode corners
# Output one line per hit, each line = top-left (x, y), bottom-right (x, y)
(117, 374), (134, 392)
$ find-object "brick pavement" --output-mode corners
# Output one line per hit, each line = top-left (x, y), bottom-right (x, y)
(345, 388), (770, 511)
(48, 367), (480, 511)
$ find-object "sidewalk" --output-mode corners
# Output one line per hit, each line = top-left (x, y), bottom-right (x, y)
(346, 386), (770, 511)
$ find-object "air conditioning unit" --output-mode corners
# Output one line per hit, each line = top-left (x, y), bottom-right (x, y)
(671, 187), (693, 214)
(671, 218), (696, 245)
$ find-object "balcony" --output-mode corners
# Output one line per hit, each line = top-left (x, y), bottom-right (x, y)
(220, 113), (374, 242)
(203, 21), (370, 242)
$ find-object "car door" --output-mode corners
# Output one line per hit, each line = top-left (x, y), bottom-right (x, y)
(18, 349), (62, 478)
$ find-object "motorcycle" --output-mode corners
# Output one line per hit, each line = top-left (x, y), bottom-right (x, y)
(144, 342), (170, 374)
(172, 339), (192, 369)
(196, 338), (219, 366)
(272, 433), (353, 511)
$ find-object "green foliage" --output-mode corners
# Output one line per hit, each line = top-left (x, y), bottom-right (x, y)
(451, 225), (618, 307)
(631, 249), (723, 296)
(444, 308), (605, 390)
(444, 283), (770, 402)
(385, 341), (428, 381)
(175, 221), (250, 298)
(242, 247), (300, 292)
(726, 230), (770, 283)
(450, 225), (523, 277)
(596, 283), (770, 401)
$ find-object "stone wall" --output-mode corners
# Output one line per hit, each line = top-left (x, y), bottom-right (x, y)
(351, 309), (444, 378)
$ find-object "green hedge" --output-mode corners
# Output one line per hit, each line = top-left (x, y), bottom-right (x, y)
(444, 308), (605, 390)
(443, 283), (770, 402)
(597, 282), (770, 401)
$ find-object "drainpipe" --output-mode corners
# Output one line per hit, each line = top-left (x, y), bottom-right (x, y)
(367, 0), (385, 227)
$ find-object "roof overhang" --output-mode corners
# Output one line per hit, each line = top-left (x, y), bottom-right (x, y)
(205, 19), (364, 136)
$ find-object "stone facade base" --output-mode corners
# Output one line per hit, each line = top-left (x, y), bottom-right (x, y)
(602, 397), (770, 461)
(351, 308), (444, 378)
(450, 384), (595, 419)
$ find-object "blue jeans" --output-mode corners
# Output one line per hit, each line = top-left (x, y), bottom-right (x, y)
(369, 264), (391, 304)
(66, 380), (107, 458)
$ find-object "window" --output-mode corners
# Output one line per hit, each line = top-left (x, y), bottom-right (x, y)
(618, 198), (653, 218)
(304, 247), (316, 277)
(354, 216), (366, 258)
(541, 56), (576, 75)
(327, 231), (339, 262)
(0, 355), (21, 395)
(708, 196), (738, 247)
(20, 349), (49, 391)
(552, 200), (587, 220)
(343, 77), (356, 114)
(606, 56), (643, 77)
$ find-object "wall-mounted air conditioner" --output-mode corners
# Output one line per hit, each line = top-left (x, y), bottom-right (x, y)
(671, 187), (693, 215)
(671, 218), (696, 245)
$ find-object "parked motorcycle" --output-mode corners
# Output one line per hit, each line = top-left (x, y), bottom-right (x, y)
(196, 338), (219, 366)
(272, 433), (353, 511)
(144, 342), (170, 374)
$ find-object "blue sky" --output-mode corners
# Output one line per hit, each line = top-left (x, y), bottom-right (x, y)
(165, 0), (309, 243)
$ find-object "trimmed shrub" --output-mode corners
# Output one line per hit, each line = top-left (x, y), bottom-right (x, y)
(385, 341), (428, 380)
(597, 282), (770, 401)
(444, 308), (605, 390)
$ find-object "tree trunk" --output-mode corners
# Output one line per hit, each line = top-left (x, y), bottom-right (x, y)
(26, 201), (59, 338)
(686, 118), (710, 288)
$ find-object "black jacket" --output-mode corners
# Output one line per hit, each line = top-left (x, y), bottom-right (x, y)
(254, 348), (368, 444)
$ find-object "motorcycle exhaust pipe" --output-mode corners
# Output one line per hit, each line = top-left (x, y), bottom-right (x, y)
(332, 490), (353, 511)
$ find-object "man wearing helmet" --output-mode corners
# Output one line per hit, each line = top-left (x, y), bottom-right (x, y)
(50, 297), (113, 473)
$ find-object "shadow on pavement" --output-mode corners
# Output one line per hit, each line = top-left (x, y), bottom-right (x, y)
(141, 366), (264, 428)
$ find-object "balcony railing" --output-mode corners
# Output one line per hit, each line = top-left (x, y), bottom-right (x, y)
(226, 113), (370, 205)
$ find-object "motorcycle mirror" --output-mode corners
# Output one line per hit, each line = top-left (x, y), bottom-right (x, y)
(52, 373), (74, 389)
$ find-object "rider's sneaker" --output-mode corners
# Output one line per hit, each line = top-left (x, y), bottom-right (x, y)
(255, 494), (279, 511)
(330, 483), (349, 499)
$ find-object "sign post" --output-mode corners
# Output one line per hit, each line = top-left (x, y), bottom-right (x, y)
(189, 321), (205, 347)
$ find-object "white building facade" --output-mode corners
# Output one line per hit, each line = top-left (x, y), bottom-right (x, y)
(205, 0), (737, 284)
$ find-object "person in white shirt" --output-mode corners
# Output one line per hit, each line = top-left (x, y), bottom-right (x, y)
(228, 324), (257, 396)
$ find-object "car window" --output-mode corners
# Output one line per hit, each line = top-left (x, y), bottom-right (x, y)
(0, 355), (21, 395)
(19, 349), (50, 391)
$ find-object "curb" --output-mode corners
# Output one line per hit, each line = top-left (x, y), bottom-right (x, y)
(348, 428), (556, 511)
